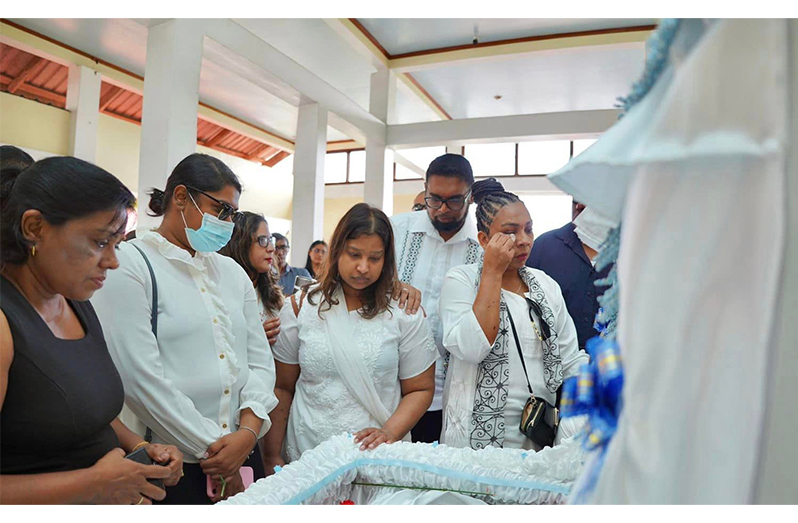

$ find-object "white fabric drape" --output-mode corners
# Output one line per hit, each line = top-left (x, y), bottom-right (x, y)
(548, 19), (792, 503)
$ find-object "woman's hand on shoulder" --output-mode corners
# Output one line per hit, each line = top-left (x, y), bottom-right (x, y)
(394, 282), (422, 315)
(263, 317), (281, 346)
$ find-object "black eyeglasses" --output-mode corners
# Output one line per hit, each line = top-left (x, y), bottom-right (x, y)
(424, 191), (471, 211)
(186, 186), (239, 221)
(525, 297), (551, 341)
(274, 240), (289, 253)
(256, 235), (273, 248)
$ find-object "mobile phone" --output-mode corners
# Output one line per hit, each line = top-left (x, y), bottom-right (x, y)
(206, 467), (255, 499)
(124, 447), (165, 490)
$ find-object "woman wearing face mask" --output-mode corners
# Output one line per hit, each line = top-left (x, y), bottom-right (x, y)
(439, 178), (588, 451)
(91, 153), (278, 504)
(262, 203), (436, 470)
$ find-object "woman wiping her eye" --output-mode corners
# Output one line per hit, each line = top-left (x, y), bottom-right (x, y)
(439, 178), (588, 451)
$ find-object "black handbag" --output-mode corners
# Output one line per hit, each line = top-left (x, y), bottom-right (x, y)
(506, 309), (558, 448)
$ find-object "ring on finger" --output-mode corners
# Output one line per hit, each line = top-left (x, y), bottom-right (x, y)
(136, 496), (144, 505)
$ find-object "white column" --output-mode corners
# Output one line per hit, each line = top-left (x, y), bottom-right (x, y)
(364, 69), (396, 214)
(291, 102), (327, 263)
(137, 19), (204, 232)
(65, 65), (101, 162)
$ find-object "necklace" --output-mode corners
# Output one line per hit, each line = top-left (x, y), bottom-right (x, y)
(507, 276), (544, 342)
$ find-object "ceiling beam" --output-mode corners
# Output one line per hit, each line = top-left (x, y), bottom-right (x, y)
(204, 128), (233, 148)
(324, 18), (450, 122)
(8, 56), (42, 93)
(393, 151), (425, 177)
(248, 143), (277, 161)
(0, 19), (296, 152)
(389, 27), (655, 74)
(99, 85), (126, 111)
(264, 150), (290, 167)
(1, 72), (65, 106)
(387, 109), (620, 148)
(202, 19), (386, 142)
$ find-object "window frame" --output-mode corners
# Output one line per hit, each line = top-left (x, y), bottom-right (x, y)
(323, 139), (596, 185)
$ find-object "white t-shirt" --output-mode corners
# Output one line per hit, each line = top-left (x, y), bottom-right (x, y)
(272, 293), (437, 461)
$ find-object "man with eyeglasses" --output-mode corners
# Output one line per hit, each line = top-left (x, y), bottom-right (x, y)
(272, 232), (312, 296)
(391, 154), (482, 444)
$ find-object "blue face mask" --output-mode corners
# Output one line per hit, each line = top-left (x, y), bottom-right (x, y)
(181, 193), (235, 253)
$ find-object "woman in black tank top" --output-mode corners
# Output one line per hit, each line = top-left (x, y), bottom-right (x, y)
(0, 155), (183, 504)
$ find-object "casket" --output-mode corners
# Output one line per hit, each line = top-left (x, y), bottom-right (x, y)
(221, 433), (585, 505)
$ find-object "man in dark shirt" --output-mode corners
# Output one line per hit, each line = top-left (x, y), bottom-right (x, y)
(526, 202), (611, 349)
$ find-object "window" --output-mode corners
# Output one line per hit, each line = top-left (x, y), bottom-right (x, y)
(463, 142), (516, 177)
(517, 194), (574, 236)
(324, 152), (347, 184)
(348, 150), (366, 182)
(517, 140), (571, 175)
(322, 138), (600, 184)
(396, 146), (446, 174)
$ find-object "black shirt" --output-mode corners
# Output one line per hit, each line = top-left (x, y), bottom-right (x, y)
(0, 275), (124, 474)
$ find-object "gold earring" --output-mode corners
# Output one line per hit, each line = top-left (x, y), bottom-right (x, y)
(31, 245), (36, 257)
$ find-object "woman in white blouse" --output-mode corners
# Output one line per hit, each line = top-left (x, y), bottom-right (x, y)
(219, 211), (295, 346)
(262, 203), (437, 471)
(439, 178), (588, 451)
(92, 154), (278, 504)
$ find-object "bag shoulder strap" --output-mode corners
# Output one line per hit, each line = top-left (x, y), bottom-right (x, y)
(129, 243), (158, 337)
(128, 242), (158, 443)
(506, 308), (534, 396)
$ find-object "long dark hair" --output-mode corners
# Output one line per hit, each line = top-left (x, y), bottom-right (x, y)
(304, 240), (327, 279)
(147, 153), (241, 217)
(308, 203), (400, 320)
(1, 156), (136, 265)
(219, 211), (284, 315)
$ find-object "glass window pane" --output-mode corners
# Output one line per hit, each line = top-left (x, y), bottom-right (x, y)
(348, 150), (365, 182)
(517, 140), (571, 175)
(324, 152), (347, 183)
(396, 146), (446, 173)
(517, 194), (573, 236)
(463, 142), (515, 177)
(395, 162), (422, 180)
(572, 139), (598, 158)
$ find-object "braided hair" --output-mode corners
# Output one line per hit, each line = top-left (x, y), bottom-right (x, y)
(472, 178), (521, 235)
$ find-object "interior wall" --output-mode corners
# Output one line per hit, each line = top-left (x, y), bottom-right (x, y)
(0, 92), (70, 155)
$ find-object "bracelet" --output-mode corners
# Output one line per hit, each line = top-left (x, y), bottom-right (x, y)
(131, 441), (149, 452)
(239, 426), (258, 442)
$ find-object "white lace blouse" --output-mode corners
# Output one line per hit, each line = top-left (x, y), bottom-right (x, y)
(272, 292), (437, 461)
(92, 231), (278, 462)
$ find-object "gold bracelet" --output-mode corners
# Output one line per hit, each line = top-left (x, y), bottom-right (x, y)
(131, 441), (149, 453)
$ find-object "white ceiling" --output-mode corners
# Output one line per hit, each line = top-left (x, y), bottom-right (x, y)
(357, 18), (658, 56)
(6, 18), (653, 143)
(411, 42), (646, 118)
